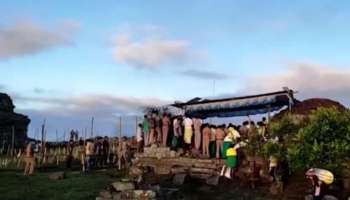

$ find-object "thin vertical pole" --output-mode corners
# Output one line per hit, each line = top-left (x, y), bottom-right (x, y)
(91, 117), (94, 138)
(41, 119), (46, 153)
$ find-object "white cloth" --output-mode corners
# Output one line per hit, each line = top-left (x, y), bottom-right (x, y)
(136, 127), (143, 142)
(173, 118), (179, 128)
(183, 117), (193, 128)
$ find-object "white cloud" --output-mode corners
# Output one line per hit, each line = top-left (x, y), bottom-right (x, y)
(244, 62), (350, 106)
(112, 25), (193, 69)
(0, 20), (79, 60)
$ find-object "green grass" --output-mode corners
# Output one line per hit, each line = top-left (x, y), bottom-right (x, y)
(0, 168), (119, 200)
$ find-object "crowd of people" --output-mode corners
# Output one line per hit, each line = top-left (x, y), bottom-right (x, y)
(21, 132), (134, 176)
(139, 112), (269, 158)
(14, 111), (333, 199)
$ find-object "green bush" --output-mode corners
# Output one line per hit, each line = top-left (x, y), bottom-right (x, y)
(286, 107), (350, 174)
(270, 114), (304, 141)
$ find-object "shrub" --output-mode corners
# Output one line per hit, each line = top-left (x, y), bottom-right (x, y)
(286, 107), (350, 174)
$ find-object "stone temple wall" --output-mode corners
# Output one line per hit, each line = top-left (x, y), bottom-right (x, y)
(0, 93), (30, 149)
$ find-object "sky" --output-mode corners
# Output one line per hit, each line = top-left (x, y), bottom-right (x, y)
(1, 0), (350, 140)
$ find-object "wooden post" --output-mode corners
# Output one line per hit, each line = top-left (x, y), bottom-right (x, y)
(41, 119), (46, 155)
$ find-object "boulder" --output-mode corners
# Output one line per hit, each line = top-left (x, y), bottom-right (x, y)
(48, 171), (65, 180)
(95, 197), (112, 200)
(112, 181), (135, 192)
(173, 174), (187, 185)
(304, 195), (338, 200)
(99, 190), (112, 199)
(112, 192), (121, 200)
(206, 175), (219, 186)
(134, 190), (156, 199)
(323, 195), (338, 200)
(304, 195), (313, 200)
(170, 150), (177, 158)
(269, 183), (282, 195)
(129, 166), (142, 177)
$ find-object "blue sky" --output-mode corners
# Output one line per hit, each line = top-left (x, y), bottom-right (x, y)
(1, 1), (350, 140)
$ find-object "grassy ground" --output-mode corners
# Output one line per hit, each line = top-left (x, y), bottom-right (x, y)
(0, 167), (119, 200)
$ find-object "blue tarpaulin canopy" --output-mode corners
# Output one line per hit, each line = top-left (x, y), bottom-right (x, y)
(173, 90), (295, 119)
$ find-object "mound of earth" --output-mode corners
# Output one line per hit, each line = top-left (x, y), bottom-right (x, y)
(273, 98), (346, 120)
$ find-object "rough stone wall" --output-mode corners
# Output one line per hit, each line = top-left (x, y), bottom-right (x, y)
(0, 93), (30, 149)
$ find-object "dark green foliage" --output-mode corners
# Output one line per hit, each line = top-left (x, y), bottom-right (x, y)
(0, 169), (116, 200)
(286, 107), (350, 174)
(261, 141), (286, 161)
(270, 114), (304, 141)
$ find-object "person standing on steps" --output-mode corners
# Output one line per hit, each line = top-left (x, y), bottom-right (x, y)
(193, 118), (203, 151)
(162, 113), (171, 147)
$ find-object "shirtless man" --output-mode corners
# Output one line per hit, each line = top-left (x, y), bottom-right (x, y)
(149, 115), (156, 145)
(117, 137), (129, 170)
(85, 139), (95, 172)
(193, 118), (202, 150)
(216, 125), (226, 159)
(202, 124), (211, 157)
(155, 113), (162, 144)
(162, 113), (171, 147)
(24, 142), (35, 176)
(172, 116), (182, 149)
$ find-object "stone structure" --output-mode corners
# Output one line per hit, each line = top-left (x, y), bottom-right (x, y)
(273, 98), (347, 121)
(0, 93), (30, 149)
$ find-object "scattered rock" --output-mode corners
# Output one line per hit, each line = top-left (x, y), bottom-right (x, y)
(99, 190), (112, 199)
(112, 192), (121, 200)
(206, 175), (219, 186)
(134, 190), (156, 199)
(112, 181), (135, 192)
(149, 184), (161, 193)
(323, 195), (338, 200)
(170, 150), (177, 158)
(173, 174), (187, 185)
(269, 181), (283, 195)
(48, 171), (65, 180)
(304, 195), (313, 200)
(129, 166), (143, 176)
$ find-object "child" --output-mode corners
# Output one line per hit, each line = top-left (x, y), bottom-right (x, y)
(220, 144), (237, 179)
